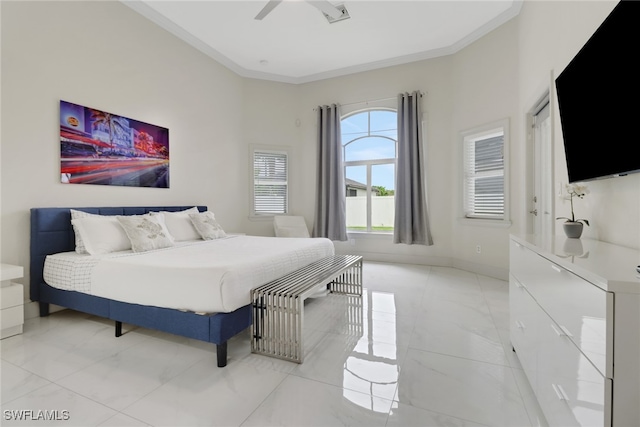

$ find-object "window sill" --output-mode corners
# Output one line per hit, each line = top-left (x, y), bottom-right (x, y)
(249, 214), (276, 221)
(457, 217), (512, 229)
(347, 231), (394, 240)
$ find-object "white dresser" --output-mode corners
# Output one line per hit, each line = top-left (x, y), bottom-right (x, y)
(1, 263), (25, 339)
(509, 235), (640, 427)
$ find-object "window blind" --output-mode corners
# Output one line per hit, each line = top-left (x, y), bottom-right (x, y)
(464, 135), (504, 219)
(253, 150), (288, 215)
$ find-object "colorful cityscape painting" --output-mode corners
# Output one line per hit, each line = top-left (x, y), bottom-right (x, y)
(60, 100), (169, 188)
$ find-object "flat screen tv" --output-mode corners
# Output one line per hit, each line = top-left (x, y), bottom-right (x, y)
(555, 0), (640, 183)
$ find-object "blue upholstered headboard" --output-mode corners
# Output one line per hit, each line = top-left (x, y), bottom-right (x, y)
(29, 206), (207, 302)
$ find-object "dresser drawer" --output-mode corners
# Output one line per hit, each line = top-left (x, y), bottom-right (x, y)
(0, 283), (23, 309)
(510, 239), (534, 284)
(509, 275), (538, 387)
(537, 373), (608, 427)
(1, 305), (24, 330)
(510, 240), (609, 376)
(536, 307), (608, 426)
(510, 235), (640, 426)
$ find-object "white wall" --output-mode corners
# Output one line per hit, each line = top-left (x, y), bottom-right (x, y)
(450, 18), (520, 277)
(239, 78), (302, 236)
(0, 1), (245, 299)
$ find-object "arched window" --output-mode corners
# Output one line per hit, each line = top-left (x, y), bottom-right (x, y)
(341, 109), (397, 233)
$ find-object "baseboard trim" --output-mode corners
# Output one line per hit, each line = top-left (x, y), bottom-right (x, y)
(451, 259), (508, 281)
(335, 248), (508, 280)
(335, 248), (452, 268)
(24, 300), (64, 320)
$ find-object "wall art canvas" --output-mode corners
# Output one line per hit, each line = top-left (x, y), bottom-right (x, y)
(60, 100), (169, 188)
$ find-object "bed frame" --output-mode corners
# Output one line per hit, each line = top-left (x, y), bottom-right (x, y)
(30, 206), (252, 367)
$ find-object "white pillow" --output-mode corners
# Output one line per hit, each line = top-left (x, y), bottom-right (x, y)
(70, 209), (103, 254)
(188, 211), (227, 240)
(70, 216), (131, 255)
(116, 214), (175, 253)
(150, 207), (201, 241)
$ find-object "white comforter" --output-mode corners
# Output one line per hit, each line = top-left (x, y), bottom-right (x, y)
(44, 236), (335, 313)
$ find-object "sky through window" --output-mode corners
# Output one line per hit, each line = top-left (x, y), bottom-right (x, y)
(342, 110), (397, 189)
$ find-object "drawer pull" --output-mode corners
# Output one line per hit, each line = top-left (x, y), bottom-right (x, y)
(550, 323), (573, 338)
(514, 242), (522, 248)
(560, 325), (574, 337)
(552, 383), (570, 402)
(550, 264), (563, 273)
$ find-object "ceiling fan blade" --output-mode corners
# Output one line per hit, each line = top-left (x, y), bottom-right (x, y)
(254, 0), (282, 20)
(306, 0), (343, 19)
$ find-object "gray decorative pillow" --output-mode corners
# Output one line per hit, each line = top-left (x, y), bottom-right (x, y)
(116, 214), (175, 253)
(188, 211), (227, 240)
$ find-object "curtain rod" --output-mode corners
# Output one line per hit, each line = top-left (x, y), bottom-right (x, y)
(313, 92), (424, 111)
(340, 95), (397, 108)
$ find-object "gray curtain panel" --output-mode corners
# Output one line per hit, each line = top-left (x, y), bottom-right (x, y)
(313, 104), (348, 241)
(394, 91), (434, 245)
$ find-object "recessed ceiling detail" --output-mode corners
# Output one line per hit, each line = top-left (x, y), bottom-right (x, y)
(123, 0), (522, 84)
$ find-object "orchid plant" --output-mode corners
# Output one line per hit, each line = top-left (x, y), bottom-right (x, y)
(557, 183), (590, 226)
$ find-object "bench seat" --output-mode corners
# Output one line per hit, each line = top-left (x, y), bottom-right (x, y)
(250, 255), (363, 363)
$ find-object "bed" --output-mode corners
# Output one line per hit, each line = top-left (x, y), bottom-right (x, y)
(30, 206), (334, 367)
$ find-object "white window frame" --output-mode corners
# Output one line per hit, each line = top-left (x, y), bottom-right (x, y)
(459, 119), (511, 227)
(250, 145), (289, 218)
(341, 108), (397, 234)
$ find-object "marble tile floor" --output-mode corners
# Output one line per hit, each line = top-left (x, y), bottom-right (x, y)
(0, 262), (548, 427)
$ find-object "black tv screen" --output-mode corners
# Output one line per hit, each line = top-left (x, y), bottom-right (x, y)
(555, 0), (640, 183)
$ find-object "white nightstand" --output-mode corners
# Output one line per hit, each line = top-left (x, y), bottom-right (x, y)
(1, 263), (25, 339)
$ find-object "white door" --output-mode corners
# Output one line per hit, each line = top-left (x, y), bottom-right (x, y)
(532, 99), (553, 236)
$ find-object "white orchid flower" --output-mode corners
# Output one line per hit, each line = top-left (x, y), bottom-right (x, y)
(557, 183), (589, 225)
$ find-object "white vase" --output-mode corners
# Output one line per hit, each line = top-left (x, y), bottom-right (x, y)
(563, 222), (584, 238)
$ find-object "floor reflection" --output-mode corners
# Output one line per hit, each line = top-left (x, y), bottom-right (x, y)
(343, 289), (400, 412)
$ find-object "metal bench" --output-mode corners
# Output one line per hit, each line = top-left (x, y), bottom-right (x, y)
(250, 255), (363, 363)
